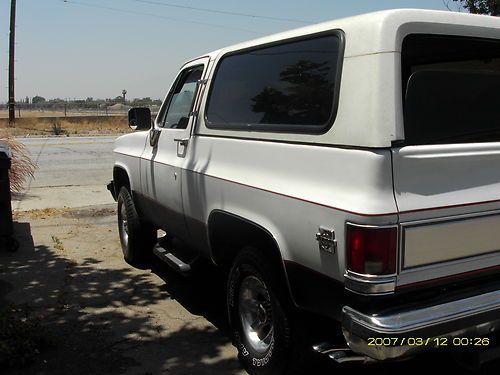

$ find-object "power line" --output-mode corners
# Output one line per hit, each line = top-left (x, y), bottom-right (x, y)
(128, 0), (311, 24)
(59, 0), (265, 35)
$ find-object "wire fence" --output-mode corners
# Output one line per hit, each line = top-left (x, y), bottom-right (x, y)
(0, 103), (160, 118)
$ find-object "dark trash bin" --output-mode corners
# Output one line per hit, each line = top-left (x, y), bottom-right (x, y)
(0, 143), (18, 252)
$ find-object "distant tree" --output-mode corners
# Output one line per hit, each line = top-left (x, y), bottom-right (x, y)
(32, 95), (46, 104)
(452, 0), (500, 15)
(25, 96), (30, 104)
(132, 97), (158, 106)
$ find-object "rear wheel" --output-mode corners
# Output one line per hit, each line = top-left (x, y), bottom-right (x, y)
(117, 187), (156, 266)
(227, 247), (302, 375)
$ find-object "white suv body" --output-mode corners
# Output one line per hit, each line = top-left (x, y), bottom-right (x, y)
(109, 9), (500, 372)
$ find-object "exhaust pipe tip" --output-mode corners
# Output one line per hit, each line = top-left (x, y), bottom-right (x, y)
(313, 342), (375, 364)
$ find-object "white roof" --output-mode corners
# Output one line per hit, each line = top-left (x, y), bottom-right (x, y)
(191, 8), (500, 147)
(200, 9), (500, 60)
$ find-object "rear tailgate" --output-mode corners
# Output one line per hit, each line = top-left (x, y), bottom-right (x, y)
(394, 34), (500, 289)
(392, 143), (500, 288)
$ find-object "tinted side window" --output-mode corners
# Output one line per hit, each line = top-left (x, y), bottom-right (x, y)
(402, 35), (500, 145)
(206, 33), (342, 133)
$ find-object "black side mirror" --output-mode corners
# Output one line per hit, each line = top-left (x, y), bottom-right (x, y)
(128, 107), (152, 130)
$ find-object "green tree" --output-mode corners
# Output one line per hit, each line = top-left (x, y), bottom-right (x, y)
(32, 95), (46, 104)
(453, 0), (500, 15)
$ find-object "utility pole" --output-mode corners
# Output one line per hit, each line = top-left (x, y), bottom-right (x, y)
(8, 0), (17, 125)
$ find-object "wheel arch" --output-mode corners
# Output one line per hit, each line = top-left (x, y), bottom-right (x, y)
(113, 164), (132, 196)
(207, 209), (297, 306)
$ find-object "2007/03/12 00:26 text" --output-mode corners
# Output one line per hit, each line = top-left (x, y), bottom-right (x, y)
(367, 337), (492, 347)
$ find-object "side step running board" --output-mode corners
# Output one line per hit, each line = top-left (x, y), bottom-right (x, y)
(153, 245), (191, 276)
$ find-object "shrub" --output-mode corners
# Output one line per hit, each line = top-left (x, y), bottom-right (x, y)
(51, 121), (65, 135)
(0, 135), (37, 193)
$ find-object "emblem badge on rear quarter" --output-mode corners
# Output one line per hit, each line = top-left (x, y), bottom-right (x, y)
(316, 226), (337, 254)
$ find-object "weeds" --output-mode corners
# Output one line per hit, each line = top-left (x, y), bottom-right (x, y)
(51, 236), (65, 252)
(51, 121), (65, 135)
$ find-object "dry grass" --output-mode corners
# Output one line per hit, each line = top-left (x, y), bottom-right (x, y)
(0, 116), (130, 136)
(0, 135), (37, 193)
(13, 206), (116, 219)
(51, 236), (65, 252)
(0, 110), (107, 118)
(13, 207), (70, 220)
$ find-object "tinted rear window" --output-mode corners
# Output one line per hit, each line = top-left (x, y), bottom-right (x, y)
(206, 33), (342, 133)
(402, 35), (500, 145)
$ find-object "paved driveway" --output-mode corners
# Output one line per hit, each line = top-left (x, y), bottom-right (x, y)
(12, 136), (117, 211)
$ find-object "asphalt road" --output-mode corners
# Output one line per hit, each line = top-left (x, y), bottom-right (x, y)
(13, 136), (117, 211)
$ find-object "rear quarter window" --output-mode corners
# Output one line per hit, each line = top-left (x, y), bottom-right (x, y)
(206, 32), (344, 133)
(402, 34), (500, 145)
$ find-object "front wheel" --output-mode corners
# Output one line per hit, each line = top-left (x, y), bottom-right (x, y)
(117, 187), (156, 266)
(227, 247), (300, 375)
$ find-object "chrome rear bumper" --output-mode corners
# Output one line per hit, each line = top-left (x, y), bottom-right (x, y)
(342, 289), (500, 361)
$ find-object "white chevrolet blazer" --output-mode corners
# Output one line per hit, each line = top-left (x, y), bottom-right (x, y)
(108, 9), (500, 374)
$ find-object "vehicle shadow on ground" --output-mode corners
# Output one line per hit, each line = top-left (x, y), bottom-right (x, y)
(150, 237), (230, 334)
(0, 222), (242, 375)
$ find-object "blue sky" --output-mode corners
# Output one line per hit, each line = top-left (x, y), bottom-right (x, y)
(0, 0), (454, 102)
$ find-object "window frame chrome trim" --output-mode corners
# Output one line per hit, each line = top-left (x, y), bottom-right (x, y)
(204, 29), (345, 135)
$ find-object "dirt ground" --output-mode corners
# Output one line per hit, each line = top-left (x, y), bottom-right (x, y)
(0, 205), (245, 375)
(1, 206), (499, 375)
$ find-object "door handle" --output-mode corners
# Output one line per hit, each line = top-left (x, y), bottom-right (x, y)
(174, 138), (189, 146)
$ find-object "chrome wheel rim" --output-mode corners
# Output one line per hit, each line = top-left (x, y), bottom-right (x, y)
(238, 275), (274, 354)
(119, 203), (129, 248)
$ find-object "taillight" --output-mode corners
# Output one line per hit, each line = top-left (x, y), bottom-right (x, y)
(346, 224), (397, 275)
